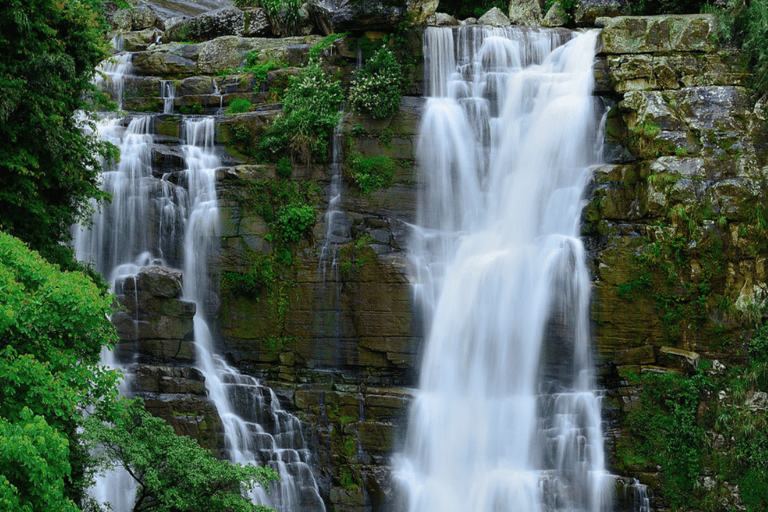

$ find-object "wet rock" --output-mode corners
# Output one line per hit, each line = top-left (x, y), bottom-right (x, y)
(132, 50), (197, 76)
(542, 2), (567, 27)
(427, 12), (460, 26)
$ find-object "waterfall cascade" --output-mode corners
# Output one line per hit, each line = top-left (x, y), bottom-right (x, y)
(396, 26), (613, 512)
(78, 49), (325, 509)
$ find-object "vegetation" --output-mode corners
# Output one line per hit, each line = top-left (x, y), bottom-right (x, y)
(349, 47), (407, 119)
(259, 61), (344, 163)
(225, 98), (253, 115)
(0, 0), (117, 269)
(349, 155), (396, 194)
(83, 398), (279, 512)
(437, 0), (508, 19)
(0, 231), (120, 509)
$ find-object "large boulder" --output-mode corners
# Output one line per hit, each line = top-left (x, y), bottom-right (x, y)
(407, 0), (439, 24)
(307, 0), (408, 35)
(195, 35), (321, 74)
(478, 6), (511, 26)
(541, 2), (566, 27)
(163, 7), (245, 43)
(574, 0), (629, 26)
(598, 14), (717, 54)
(243, 7), (271, 36)
(508, 0), (543, 26)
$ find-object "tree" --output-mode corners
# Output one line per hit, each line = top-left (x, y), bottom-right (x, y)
(0, 231), (120, 508)
(0, 0), (117, 268)
(83, 398), (279, 512)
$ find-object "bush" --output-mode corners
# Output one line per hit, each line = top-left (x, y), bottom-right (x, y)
(276, 157), (292, 178)
(350, 155), (395, 194)
(225, 98), (252, 114)
(349, 46), (406, 119)
(276, 203), (315, 242)
(259, 62), (344, 163)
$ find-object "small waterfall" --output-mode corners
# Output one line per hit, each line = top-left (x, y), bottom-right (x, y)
(161, 80), (176, 114)
(396, 26), (612, 512)
(96, 35), (131, 111)
(319, 117), (348, 274)
(76, 113), (325, 512)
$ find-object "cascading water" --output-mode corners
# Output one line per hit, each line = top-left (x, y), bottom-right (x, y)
(161, 80), (176, 114)
(76, 108), (325, 511)
(396, 26), (612, 512)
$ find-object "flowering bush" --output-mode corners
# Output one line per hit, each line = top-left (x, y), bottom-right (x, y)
(349, 47), (406, 119)
(259, 61), (344, 162)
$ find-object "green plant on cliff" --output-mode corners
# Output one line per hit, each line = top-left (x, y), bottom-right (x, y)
(349, 154), (396, 194)
(259, 61), (344, 163)
(225, 98), (253, 115)
(349, 46), (407, 119)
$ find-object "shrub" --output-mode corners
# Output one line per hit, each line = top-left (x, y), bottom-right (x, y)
(350, 155), (395, 194)
(225, 98), (252, 114)
(349, 47), (406, 119)
(276, 203), (316, 242)
(276, 157), (292, 178)
(259, 61), (344, 163)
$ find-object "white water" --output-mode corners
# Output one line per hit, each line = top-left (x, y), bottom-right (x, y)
(161, 80), (176, 114)
(396, 26), (612, 512)
(76, 115), (324, 512)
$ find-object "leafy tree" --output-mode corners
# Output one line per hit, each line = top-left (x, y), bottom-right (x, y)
(349, 46), (407, 120)
(0, 231), (120, 508)
(0, 0), (117, 268)
(83, 398), (279, 512)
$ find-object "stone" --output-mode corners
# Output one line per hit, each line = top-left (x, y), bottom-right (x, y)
(131, 5), (159, 30)
(132, 51), (197, 76)
(574, 0), (629, 27)
(163, 7), (245, 43)
(615, 345), (655, 365)
(542, 2), (567, 27)
(658, 346), (700, 373)
(478, 6), (511, 26)
(407, 0), (439, 24)
(426, 12), (460, 26)
(112, 9), (133, 31)
(243, 7), (271, 37)
(122, 28), (162, 51)
(307, 0), (408, 35)
(508, 0), (543, 26)
(598, 15), (718, 54)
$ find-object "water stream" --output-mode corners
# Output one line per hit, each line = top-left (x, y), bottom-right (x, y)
(78, 50), (325, 509)
(396, 26), (612, 512)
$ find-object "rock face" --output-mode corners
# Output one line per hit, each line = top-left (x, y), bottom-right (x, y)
(163, 7), (246, 42)
(574, 0), (629, 26)
(478, 6), (511, 25)
(103, 9), (768, 512)
(111, 266), (224, 453)
(588, 13), (768, 511)
(307, 0), (408, 34)
(508, 0), (543, 26)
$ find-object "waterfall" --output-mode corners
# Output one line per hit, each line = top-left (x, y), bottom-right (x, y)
(396, 26), (612, 512)
(75, 114), (325, 512)
(161, 80), (176, 114)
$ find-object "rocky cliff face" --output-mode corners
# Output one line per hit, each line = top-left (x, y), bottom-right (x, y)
(104, 3), (768, 511)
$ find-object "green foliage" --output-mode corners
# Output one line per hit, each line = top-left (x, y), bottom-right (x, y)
(438, 0), (508, 18)
(276, 204), (315, 242)
(620, 370), (712, 508)
(225, 98), (253, 115)
(630, 0), (709, 15)
(259, 62), (344, 163)
(349, 46), (407, 119)
(0, 231), (120, 508)
(740, 0), (768, 93)
(179, 103), (204, 115)
(0, 0), (117, 267)
(83, 398), (279, 512)
(262, 0), (301, 36)
(308, 32), (350, 61)
(349, 155), (396, 194)
(276, 157), (292, 178)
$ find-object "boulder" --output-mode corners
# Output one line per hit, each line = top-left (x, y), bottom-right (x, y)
(407, 0), (439, 24)
(542, 2), (566, 27)
(243, 7), (271, 36)
(122, 28), (161, 51)
(163, 7), (245, 43)
(508, 0), (543, 26)
(130, 5), (159, 30)
(112, 9), (134, 31)
(132, 50), (197, 76)
(307, 0), (408, 35)
(427, 12), (460, 26)
(574, 0), (629, 27)
(478, 6), (511, 26)
(598, 14), (717, 54)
